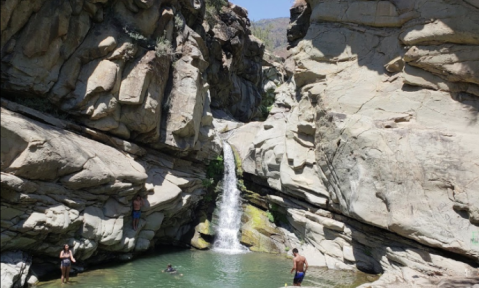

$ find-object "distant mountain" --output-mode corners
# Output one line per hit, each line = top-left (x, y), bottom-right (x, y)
(251, 17), (290, 58)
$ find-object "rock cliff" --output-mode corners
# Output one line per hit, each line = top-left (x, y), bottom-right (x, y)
(0, 0), (264, 285)
(1, 0), (479, 287)
(230, 0), (479, 286)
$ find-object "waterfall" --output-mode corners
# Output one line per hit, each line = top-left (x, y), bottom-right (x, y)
(213, 141), (249, 254)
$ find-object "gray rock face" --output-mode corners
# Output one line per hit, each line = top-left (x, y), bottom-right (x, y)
(230, 0), (479, 286)
(1, 106), (206, 271)
(0, 0), (264, 161)
(287, 0), (311, 46)
(0, 251), (31, 288)
(205, 4), (265, 122)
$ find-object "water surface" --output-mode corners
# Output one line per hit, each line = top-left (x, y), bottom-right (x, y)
(38, 248), (375, 288)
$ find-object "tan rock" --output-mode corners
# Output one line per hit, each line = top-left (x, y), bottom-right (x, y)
(161, 29), (208, 150)
(384, 57), (405, 73)
(120, 52), (170, 142)
(404, 45), (479, 85)
(400, 19), (479, 45)
(309, 0), (416, 28)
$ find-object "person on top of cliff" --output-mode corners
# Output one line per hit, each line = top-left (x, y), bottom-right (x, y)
(290, 248), (308, 286)
(132, 195), (144, 231)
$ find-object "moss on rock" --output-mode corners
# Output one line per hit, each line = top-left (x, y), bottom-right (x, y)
(240, 205), (282, 253)
(190, 212), (214, 249)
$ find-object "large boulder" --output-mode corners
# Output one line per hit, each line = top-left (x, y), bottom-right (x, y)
(0, 251), (31, 288)
(1, 107), (205, 263)
(240, 205), (283, 253)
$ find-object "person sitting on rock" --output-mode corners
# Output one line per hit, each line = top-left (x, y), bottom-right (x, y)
(132, 195), (144, 231)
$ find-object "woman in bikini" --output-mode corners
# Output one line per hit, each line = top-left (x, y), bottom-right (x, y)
(60, 244), (76, 283)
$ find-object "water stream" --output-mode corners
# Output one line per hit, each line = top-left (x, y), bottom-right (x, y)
(212, 141), (249, 254)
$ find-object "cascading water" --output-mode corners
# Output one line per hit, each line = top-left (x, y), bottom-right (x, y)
(213, 141), (249, 254)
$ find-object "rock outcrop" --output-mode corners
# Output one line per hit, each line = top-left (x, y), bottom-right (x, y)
(230, 0), (479, 286)
(0, 0), (264, 160)
(1, 103), (205, 270)
(0, 0), (268, 285)
(0, 251), (31, 288)
(205, 3), (265, 122)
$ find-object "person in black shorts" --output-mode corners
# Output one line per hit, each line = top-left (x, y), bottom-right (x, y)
(60, 244), (76, 283)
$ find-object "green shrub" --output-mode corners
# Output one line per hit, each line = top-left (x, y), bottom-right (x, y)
(174, 14), (184, 30)
(123, 26), (148, 42)
(259, 90), (275, 120)
(123, 26), (174, 60)
(202, 178), (215, 188)
(205, 0), (227, 25)
(266, 210), (275, 223)
(206, 0), (227, 12)
(285, 246), (290, 252)
(203, 192), (215, 202)
(268, 203), (288, 224)
(155, 36), (174, 59)
(237, 179), (247, 192)
(206, 155), (224, 181)
(251, 23), (274, 50)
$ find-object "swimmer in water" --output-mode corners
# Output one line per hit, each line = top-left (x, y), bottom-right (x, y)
(162, 264), (183, 276)
(164, 264), (176, 273)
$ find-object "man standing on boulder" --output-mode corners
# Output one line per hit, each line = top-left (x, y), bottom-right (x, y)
(290, 248), (308, 286)
(132, 195), (144, 231)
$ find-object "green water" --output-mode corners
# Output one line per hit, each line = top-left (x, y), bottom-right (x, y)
(38, 248), (375, 288)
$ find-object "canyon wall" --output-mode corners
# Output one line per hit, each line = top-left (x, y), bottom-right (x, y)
(230, 0), (479, 286)
(0, 0), (264, 286)
(1, 0), (479, 287)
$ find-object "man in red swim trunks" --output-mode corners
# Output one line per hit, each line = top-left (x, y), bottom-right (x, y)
(290, 248), (308, 286)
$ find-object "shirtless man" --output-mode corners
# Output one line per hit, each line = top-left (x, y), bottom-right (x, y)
(290, 248), (308, 286)
(132, 195), (144, 231)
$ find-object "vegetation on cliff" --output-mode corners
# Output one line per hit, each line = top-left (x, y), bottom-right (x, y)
(251, 18), (289, 57)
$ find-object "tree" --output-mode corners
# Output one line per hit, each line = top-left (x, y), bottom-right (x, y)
(251, 23), (273, 50)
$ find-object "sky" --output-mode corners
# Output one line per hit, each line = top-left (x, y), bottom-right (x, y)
(229, 0), (295, 21)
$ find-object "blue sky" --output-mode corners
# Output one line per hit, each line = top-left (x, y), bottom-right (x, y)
(229, 0), (295, 21)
